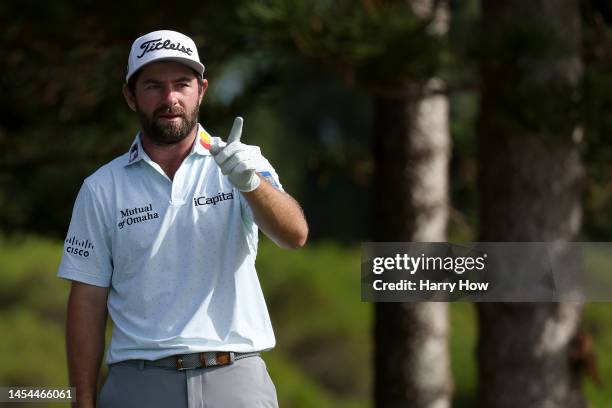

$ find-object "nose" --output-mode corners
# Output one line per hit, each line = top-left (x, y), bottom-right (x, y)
(161, 84), (179, 106)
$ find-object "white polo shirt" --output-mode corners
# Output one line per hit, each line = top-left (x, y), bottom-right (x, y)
(57, 124), (281, 364)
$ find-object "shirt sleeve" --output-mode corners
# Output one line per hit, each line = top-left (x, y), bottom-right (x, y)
(57, 181), (113, 287)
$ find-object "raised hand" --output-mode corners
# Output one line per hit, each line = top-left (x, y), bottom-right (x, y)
(210, 117), (262, 192)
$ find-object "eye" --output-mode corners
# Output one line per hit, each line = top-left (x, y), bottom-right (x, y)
(144, 83), (160, 90)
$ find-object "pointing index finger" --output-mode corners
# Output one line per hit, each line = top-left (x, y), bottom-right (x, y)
(227, 117), (243, 144)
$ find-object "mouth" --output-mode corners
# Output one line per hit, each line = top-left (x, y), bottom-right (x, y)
(156, 114), (183, 122)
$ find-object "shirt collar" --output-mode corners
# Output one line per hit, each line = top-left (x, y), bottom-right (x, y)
(192, 124), (213, 156)
(125, 124), (212, 167)
(125, 134), (144, 166)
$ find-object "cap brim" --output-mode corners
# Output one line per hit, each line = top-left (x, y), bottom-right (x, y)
(126, 57), (205, 82)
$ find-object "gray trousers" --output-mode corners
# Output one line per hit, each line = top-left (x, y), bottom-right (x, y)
(98, 356), (279, 408)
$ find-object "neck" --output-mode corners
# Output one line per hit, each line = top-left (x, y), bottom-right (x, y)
(140, 125), (198, 180)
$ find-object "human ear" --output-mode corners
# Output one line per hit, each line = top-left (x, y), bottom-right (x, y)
(122, 84), (137, 112)
(199, 79), (208, 104)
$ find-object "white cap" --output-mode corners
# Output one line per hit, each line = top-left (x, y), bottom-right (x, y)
(126, 30), (205, 83)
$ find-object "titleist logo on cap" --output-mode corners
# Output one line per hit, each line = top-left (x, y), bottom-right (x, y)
(137, 38), (193, 59)
(126, 30), (205, 82)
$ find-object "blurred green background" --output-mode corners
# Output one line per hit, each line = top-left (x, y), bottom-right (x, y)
(2, 0), (612, 407)
(2, 237), (611, 407)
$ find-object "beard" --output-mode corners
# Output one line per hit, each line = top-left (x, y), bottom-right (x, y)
(136, 101), (200, 145)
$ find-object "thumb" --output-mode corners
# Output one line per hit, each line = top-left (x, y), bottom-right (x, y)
(227, 116), (243, 144)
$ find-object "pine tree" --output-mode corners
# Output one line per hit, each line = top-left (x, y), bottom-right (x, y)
(477, 1), (586, 406)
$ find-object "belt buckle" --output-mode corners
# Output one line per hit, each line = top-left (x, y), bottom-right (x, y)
(197, 352), (235, 369)
(217, 351), (235, 366)
(175, 352), (236, 370)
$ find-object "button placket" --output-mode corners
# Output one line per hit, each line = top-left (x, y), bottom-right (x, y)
(170, 158), (188, 206)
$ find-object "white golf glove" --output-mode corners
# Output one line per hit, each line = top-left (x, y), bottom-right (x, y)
(209, 117), (262, 192)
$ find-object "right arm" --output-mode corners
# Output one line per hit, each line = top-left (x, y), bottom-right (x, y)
(66, 281), (109, 408)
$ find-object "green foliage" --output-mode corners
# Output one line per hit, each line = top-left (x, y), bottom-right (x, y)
(447, 301), (612, 408)
(449, 303), (477, 407)
(477, 9), (582, 138)
(257, 238), (371, 405)
(580, 1), (612, 240)
(240, 0), (450, 84)
(0, 1), (246, 237)
(2, 236), (611, 407)
(582, 303), (612, 406)
(1, 0), (612, 245)
(0, 235), (69, 408)
(0, 236), (372, 407)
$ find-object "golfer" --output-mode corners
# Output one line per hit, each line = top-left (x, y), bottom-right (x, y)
(57, 29), (308, 408)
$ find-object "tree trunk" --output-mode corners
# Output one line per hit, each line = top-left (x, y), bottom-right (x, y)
(373, 78), (452, 408)
(477, 1), (586, 407)
(373, 2), (452, 407)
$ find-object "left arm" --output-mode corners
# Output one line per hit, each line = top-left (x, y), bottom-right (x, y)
(242, 175), (308, 249)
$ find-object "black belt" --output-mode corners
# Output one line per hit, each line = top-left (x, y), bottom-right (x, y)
(137, 351), (260, 370)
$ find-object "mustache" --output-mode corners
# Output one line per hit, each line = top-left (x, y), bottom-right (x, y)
(154, 106), (186, 117)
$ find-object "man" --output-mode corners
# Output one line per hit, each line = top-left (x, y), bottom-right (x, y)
(57, 30), (308, 408)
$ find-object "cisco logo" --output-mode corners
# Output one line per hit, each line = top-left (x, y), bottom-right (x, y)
(65, 236), (94, 258)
